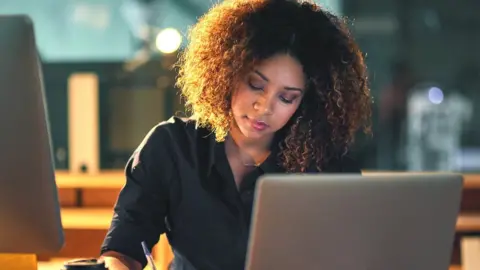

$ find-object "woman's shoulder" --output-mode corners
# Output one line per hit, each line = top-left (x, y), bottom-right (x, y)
(151, 116), (198, 134)
(142, 116), (214, 149)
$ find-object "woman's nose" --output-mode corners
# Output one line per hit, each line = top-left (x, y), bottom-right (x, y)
(253, 94), (274, 115)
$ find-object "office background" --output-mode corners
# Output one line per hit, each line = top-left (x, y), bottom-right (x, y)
(3, 0), (479, 172)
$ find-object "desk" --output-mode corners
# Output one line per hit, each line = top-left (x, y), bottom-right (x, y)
(456, 214), (480, 232)
(61, 208), (113, 230)
(0, 254), (37, 270)
(59, 208), (172, 270)
(361, 172), (480, 187)
(54, 170), (480, 270)
(55, 171), (124, 207)
(55, 170), (125, 189)
(55, 170), (480, 189)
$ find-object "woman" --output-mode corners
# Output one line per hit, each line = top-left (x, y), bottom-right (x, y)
(101, 0), (372, 269)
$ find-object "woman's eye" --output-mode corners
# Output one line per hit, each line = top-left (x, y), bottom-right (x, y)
(248, 81), (263, 90)
(279, 96), (294, 104)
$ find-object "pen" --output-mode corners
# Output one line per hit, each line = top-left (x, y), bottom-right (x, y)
(141, 241), (158, 270)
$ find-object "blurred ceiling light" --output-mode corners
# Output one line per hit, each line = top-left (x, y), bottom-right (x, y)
(155, 28), (182, 54)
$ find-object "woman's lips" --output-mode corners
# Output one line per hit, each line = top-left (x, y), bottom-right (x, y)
(249, 117), (268, 131)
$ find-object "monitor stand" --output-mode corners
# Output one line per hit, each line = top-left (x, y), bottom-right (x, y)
(0, 253), (37, 270)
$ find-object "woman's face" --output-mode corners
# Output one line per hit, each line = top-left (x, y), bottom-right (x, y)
(231, 54), (306, 140)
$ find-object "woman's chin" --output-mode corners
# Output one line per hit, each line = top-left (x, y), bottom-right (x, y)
(239, 126), (273, 141)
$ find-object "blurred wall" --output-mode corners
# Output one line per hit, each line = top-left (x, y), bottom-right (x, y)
(0, 0), (202, 61)
(1, 0), (340, 61)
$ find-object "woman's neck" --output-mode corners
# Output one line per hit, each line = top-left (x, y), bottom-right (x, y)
(228, 123), (273, 159)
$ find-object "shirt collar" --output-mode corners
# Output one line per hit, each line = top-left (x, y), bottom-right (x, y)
(211, 138), (283, 175)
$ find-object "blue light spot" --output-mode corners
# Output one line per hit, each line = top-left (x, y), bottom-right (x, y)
(428, 87), (443, 104)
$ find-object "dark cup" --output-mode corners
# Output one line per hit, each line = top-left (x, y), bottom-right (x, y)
(61, 258), (108, 270)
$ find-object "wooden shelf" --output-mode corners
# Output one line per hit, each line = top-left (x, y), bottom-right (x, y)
(61, 208), (113, 230)
(456, 214), (480, 232)
(53, 171), (480, 270)
(361, 172), (480, 189)
(463, 175), (480, 189)
(61, 207), (480, 232)
(54, 170), (480, 190)
(55, 170), (124, 189)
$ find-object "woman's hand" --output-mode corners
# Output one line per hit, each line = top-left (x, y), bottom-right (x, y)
(100, 251), (142, 270)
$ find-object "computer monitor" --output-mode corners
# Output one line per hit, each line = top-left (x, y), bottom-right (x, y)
(0, 15), (64, 253)
(246, 173), (463, 270)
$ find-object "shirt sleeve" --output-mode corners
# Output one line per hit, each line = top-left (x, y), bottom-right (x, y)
(100, 123), (175, 268)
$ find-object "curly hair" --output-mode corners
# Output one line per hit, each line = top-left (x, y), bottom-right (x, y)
(176, 0), (372, 172)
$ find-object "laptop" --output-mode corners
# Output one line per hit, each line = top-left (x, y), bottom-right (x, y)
(0, 14), (64, 253)
(245, 173), (463, 270)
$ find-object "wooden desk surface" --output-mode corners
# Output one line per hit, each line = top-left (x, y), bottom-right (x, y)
(37, 259), (462, 270)
(37, 258), (158, 270)
(59, 207), (473, 270)
(55, 170), (480, 189)
(462, 174), (480, 188)
(60, 208), (113, 229)
(55, 170), (125, 189)
(456, 214), (480, 232)
(361, 172), (480, 189)
(61, 207), (480, 233)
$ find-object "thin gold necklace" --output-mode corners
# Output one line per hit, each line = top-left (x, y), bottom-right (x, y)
(226, 136), (270, 167)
